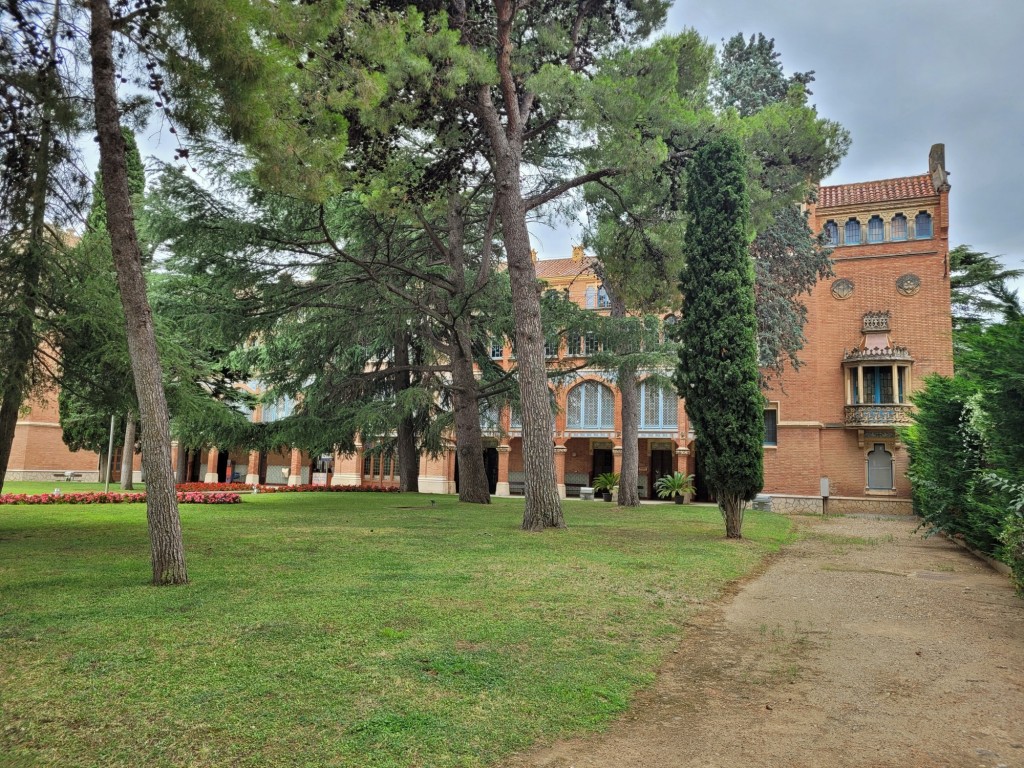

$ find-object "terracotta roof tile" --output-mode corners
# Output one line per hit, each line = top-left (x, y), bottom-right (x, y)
(819, 174), (935, 208)
(533, 256), (597, 279)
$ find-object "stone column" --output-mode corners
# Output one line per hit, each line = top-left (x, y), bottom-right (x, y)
(203, 446), (219, 484)
(287, 447), (303, 486)
(554, 444), (568, 500)
(675, 445), (690, 474)
(612, 444), (623, 474)
(245, 450), (261, 485)
(495, 444), (511, 497)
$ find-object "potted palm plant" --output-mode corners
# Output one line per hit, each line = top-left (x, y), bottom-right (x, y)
(593, 472), (620, 502)
(654, 472), (696, 504)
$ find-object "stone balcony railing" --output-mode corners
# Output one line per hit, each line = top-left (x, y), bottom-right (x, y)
(844, 403), (914, 427)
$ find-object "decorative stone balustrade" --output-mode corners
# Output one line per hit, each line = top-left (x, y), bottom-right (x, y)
(844, 403), (914, 427)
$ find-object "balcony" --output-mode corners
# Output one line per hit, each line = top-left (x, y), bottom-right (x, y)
(844, 403), (914, 427)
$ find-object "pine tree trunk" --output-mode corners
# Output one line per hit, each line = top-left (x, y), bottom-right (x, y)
(0, 4), (60, 494)
(392, 330), (419, 493)
(721, 493), (746, 539)
(618, 364), (641, 507)
(120, 412), (135, 490)
(470, 10), (563, 529)
(89, 0), (187, 585)
(450, 321), (491, 504)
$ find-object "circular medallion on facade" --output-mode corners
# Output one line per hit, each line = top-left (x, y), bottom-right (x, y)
(831, 278), (854, 300)
(896, 273), (921, 296)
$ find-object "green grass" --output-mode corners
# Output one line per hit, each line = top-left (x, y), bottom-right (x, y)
(0, 490), (793, 767)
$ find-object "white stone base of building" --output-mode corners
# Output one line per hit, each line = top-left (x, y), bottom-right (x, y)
(557, 483), (566, 499)
(4, 469), (100, 482)
(244, 473), (260, 485)
(495, 481), (510, 497)
(331, 472), (361, 487)
(287, 474), (302, 486)
(419, 476), (455, 494)
(203, 471), (219, 484)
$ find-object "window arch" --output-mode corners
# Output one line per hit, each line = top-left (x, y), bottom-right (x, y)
(915, 211), (932, 239)
(844, 218), (861, 246)
(891, 213), (908, 241)
(824, 220), (839, 246)
(640, 381), (678, 429)
(867, 215), (884, 243)
(566, 381), (614, 429)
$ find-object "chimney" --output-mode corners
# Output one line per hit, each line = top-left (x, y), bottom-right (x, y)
(929, 143), (950, 192)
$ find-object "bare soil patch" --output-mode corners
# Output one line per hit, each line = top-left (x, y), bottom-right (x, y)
(502, 515), (1024, 768)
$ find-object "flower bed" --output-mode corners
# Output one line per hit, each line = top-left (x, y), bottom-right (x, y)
(0, 491), (241, 505)
(175, 482), (401, 494)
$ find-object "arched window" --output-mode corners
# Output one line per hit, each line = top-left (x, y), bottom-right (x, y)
(566, 381), (615, 429)
(824, 221), (839, 246)
(597, 286), (611, 308)
(844, 218), (861, 246)
(480, 404), (501, 431)
(640, 381), (678, 429)
(584, 286), (597, 309)
(915, 211), (932, 239)
(890, 213), (908, 241)
(867, 215), (884, 243)
(866, 443), (894, 490)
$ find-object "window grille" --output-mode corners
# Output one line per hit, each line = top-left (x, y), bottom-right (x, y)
(915, 211), (932, 239)
(371, 453), (381, 476)
(362, 453), (372, 475)
(640, 382), (678, 428)
(585, 286), (596, 308)
(568, 335), (582, 356)
(763, 410), (778, 445)
(867, 216), (884, 243)
(597, 286), (611, 308)
(490, 339), (504, 359)
(567, 381), (614, 429)
(891, 214), (907, 241)
(844, 218), (861, 246)
(583, 333), (600, 355)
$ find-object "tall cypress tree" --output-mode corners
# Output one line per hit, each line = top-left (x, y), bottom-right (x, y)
(674, 134), (764, 538)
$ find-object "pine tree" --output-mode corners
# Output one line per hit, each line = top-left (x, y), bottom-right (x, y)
(674, 134), (763, 538)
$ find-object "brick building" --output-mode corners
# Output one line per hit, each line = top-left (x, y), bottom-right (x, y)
(9, 147), (952, 512)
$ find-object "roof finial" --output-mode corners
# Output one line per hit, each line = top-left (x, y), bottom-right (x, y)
(571, 244), (585, 262)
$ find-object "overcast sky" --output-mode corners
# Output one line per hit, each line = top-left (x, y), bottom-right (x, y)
(121, 1), (1022, 292)
(535, 0), (1024, 293)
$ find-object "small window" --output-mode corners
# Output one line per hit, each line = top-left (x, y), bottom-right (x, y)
(764, 409), (778, 446)
(890, 214), (907, 241)
(584, 286), (597, 309)
(844, 218), (861, 246)
(544, 338), (557, 358)
(567, 335), (582, 356)
(824, 220), (839, 246)
(490, 338), (504, 359)
(597, 286), (611, 308)
(915, 211), (932, 239)
(867, 216), (884, 243)
(362, 452), (372, 476)
(583, 333), (600, 355)
(867, 443), (894, 490)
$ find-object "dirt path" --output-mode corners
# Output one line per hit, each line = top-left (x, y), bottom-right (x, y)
(503, 516), (1024, 768)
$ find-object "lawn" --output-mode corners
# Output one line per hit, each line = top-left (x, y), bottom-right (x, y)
(0, 489), (793, 767)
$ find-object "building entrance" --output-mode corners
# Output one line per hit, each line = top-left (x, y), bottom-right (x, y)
(650, 449), (674, 498)
(591, 448), (614, 483)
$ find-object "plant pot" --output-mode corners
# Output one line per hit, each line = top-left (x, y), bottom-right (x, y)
(602, 492), (613, 502)
(674, 495), (685, 504)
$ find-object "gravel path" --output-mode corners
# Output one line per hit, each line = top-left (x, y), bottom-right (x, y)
(503, 515), (1024, 768)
